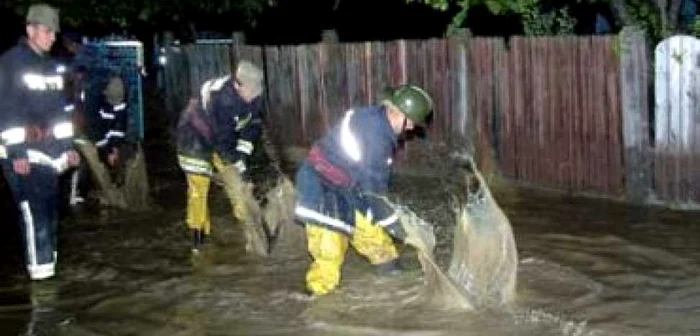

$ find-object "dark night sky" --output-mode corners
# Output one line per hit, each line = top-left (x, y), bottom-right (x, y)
(0, 0), (613, 52)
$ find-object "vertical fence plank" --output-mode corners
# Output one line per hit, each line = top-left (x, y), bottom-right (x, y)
(608, 36), (624, 195)
(574, 37), (585, 191)
(524, 37), (534, 183)
(502, 37), (516, 178)
(592, 37), (604, 192)
(345, 43), (365, 108)
(497, 37), (511, 174)
(551, 37), (563, 188)
(540, 37), (550, 186)
(513, 37), (525, 181)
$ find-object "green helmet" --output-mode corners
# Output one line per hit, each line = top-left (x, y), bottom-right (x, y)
(389, 84), (434, 126)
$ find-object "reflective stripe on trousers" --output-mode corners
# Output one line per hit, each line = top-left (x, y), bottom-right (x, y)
(1, 161), (59, 280)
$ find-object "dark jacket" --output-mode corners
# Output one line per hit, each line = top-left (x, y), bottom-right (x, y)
(293, 106), (400, 235)
(314, 105), (398, 193)
(177, 76), (263, 174)
(90, 96), (127, 157)
(0, 38), (73, 160)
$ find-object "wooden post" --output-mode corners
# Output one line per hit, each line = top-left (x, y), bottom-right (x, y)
(231, 31), (246, 67)
(619, 26), (652, 203)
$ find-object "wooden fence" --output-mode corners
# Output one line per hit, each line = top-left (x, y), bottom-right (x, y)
(653, 35), (700, 205)
(158, 29), (700, 207)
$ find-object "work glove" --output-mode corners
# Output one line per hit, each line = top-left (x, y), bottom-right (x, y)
(385, 222), (407, 242)
(232, 159), (246, 174)
(230, 159), (252, 183)
(363, 192), (407, 242)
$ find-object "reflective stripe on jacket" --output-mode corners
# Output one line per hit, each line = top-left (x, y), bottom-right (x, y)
(177, 76), (263, 174)
(293, 105), (400, 235)
(0, 38), (74, 160)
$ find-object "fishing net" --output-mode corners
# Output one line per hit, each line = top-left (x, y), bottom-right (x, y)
(395, 200), (475, 310)
(395, 152), (518, 310)
(216, 165), (270, 257)
(121, 143), (151, 211)
(74, 140), (151, 211)
(262, 177), (306, 257)
(212, 125), (302, 258)
(445, 153), (518, 308)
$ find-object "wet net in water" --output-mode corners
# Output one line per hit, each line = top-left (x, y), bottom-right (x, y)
(216, 166), (270, 257)
(74, 140), (151, 211)
(397, 153), (518, 310)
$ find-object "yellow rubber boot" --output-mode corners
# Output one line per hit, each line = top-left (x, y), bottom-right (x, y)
(186, 174), (212, 234)
(305, 224), (349, 296)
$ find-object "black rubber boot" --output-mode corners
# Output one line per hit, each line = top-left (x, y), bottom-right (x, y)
(192, 229), (204, 253)
(376, 259), (403, 276)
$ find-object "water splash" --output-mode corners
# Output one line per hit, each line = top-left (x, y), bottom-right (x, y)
(396, 152), (518, 310)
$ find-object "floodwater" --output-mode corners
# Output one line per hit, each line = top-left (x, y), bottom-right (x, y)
(2, 162), (700, 336)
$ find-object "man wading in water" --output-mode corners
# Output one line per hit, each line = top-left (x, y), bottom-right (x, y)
(293, 84), (434, 296)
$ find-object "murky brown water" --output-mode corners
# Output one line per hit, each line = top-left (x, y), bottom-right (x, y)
(2, 161), (700, 336)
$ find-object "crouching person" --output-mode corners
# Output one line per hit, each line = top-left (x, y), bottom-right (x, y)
(294, 84), (434, 296)
(70, 74), (142, 209)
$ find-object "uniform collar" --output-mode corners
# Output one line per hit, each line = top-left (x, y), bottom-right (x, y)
(18, 37), (47, 58)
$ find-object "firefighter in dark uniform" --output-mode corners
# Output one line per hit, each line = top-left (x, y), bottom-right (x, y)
(177, 60), (264, 252)
(90, 75), (129, 183)
(0, 4), (80, 280)
(67, 71), (130, 204)
(294, 84), (434, 296)
(95, 76), (128, 166)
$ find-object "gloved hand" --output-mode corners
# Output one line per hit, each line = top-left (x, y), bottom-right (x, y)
(385, 222), (407, 242)
(231, 159), (251, 182)
(362, 192), (406, 242)
(232, 159), (246, 173)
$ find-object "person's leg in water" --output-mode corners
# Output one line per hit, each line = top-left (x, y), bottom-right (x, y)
(305, 224), (349, 296)
(351, 210), (401, 275)
(186, 173), (211, 253)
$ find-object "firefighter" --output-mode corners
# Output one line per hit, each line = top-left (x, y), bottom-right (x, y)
(294, 84), (434, 296)
(0, 4), (80, 280)
(91, 75), (129, 184)
(177, 60), (264, 253)
(67, 72), (131, 205)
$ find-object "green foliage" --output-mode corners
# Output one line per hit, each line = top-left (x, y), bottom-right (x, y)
(622, 0), (663, 43)
(410, 0), (687, 43)
(520, 5), (576, 35)
(691, 15), (700, 37)
(5, 0), (269, 33)
(407, 0), (577, 36)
